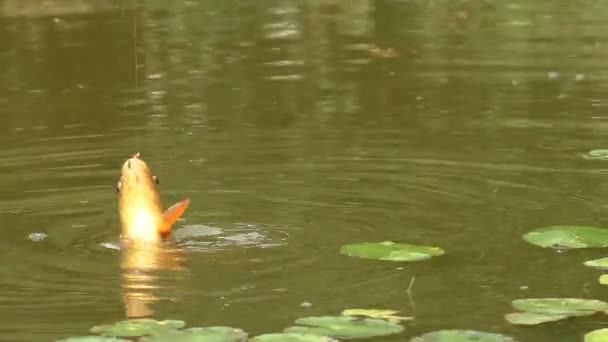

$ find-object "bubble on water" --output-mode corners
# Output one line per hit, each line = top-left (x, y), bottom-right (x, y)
(547, 71), (559, 80)
(28, 232), (47, 242)
(575, 73), (585, 82)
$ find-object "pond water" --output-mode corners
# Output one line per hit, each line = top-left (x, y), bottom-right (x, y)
(1, 1), (608, 341)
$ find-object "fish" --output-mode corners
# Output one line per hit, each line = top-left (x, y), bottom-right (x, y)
(117, 152), (190, 243)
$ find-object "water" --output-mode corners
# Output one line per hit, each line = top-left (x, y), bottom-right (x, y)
(1, 1), (608, 341)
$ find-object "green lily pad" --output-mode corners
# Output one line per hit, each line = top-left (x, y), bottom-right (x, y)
(284, 316), (404, 339)
(250, 333), (338, 342)
(90, 319), (185, 337)
(583, 150), (608, 160)
(584, 258), (608, 270)
(410, 330), (517, 342)
(586, 328), (608, 342)
(523, 226), (608, 249)
(141, 327), (247, 342)
(56, 338), (130, 342)
(600, 275), (608, 285)
(511, 298), (608, 316)
(504, 312), (568, 325)
(340, 241), (444, 262)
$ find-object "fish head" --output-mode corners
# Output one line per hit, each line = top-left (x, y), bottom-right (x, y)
(117, 153), (164, 242)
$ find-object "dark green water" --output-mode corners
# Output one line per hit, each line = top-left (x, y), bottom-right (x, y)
(1, 1), (608, 341)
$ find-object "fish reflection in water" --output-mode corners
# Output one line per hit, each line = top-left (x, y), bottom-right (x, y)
(121, 242), (186, 318)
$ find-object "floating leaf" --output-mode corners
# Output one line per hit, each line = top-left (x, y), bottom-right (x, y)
(285, 316), (404, 339)
(584, 258), (608, 270)
(586, 328), (608, 342)
(90, 319), (185, 337)
(141, 327), (247, 342)
(523, 226), (608, 249)
(250, 333), (338, 342)
(600, 275), (608, 285)
(504, 312), (568, 325)
(410, 329), (517, 342)
(341, 309), (413, 322)
(511, 298), (608, 316)
(57, 338), (130, 342)
(583, 150), (608, 160)
(340, 241), (444, 262)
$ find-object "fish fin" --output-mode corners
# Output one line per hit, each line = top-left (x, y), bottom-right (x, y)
(159, 199), (191, 238)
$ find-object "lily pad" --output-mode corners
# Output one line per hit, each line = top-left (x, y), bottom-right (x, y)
(284, 316), (404, 339)
(250, 333), (338, 342)
(504, 312), (568, 325)
(586, 328), (608, 342)
(141, 327), (247, 342)
(410, 330), (517, 342)
(340, 241), (444, 262)
(600, 275), (608, 285)
(584, 258), (608, 270)
(523, 226), (608, 249)
(342, 309), (413, 322)
(511, 298), (608, 316)
(57, 338), (130, 342)
(90, 319), (185, 337)
(583, 149), (608, 160)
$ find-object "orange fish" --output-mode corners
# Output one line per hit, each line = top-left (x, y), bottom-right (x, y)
(117, 152), (190, 243)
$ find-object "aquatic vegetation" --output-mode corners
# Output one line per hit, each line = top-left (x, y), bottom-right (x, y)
(585, 328), (608, 342)
(410, 330), (517, 342)
(68, 309), (410, 342)
(512, 298), (608, 315)
(341, 308), (413, 323)
(250, 333), (338, 342)
(583, 149), (608, 160)
(56, 337), (130, 342)
(504, 312), (568, 325)
(141, 327), (247, 342)
(90, 319), (185, 337)
(284, 315), (404, 339)
(584, 257), (608, 270)
(340, 241), (445, 262)
(505, 298), (608, 325)
(523, 226), (608, 249)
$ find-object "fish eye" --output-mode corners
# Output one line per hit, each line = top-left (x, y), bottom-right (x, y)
(116, 181), (121, 193)
(153, 176), (159, 185)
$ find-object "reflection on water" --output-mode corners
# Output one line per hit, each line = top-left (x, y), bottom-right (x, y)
(119, 223), (285, 319)
(121, 242), (185, 318)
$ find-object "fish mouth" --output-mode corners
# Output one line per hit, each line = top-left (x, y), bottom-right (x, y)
(126, 152), (142, 169)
